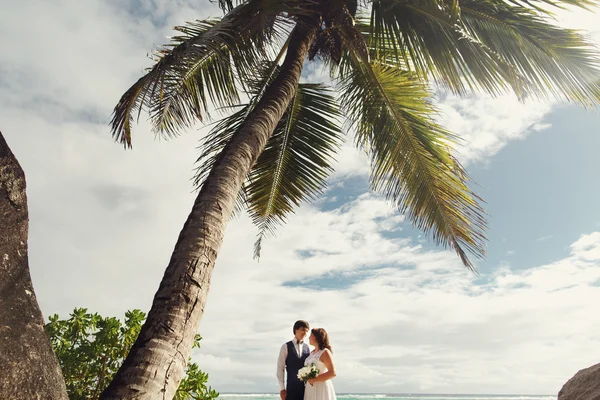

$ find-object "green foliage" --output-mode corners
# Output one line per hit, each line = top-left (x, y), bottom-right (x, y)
(45, 308), (219, 400)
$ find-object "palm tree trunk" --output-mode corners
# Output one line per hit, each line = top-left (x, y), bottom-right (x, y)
(100, 21), (319, 400)
(0, 131), (69, 400)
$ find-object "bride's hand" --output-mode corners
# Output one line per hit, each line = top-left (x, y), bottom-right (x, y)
(307, 378), (316, 386)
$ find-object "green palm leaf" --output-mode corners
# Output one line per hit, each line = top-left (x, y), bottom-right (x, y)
(248, 83), (343, 258)
(195, 56), (343, 252)
(193, 43), (291, 191)
(110, 0), (297, 148)
(111, 17), (244, 148)
(368, 0), (529, 96)
(147, 19), (246, 135)
(459, 0), (600, 105)
(339, 60), (487, 269)
(367, 0), (600, 103)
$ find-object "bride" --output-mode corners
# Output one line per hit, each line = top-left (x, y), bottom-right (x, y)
(304, 328), (337, 400)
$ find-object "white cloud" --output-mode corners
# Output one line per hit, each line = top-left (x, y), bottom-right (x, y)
(198, 199), (600, 394)
(436, 93), (553, 165)
(329, 141), (370, 180)
(555, 5), (600, 43)
(537, 235), (554, 242)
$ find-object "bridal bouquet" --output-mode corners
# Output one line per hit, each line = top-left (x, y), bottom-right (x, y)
(297, 363), (320, 383)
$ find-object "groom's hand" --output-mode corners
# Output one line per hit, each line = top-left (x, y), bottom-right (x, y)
(280, 390), (287, 400)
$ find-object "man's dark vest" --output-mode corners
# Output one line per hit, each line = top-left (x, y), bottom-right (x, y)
(285, 340), (310, 400)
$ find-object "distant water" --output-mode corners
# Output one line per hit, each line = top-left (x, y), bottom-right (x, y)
(220, 394), (555, 400)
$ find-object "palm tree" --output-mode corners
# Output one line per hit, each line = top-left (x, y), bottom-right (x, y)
(0, 131), (69, 399)
(101, 0), (600, 398)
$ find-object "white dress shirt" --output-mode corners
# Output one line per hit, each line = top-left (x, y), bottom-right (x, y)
(276, 338), (307, 391)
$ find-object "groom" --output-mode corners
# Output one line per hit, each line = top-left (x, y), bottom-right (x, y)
(276, 320), (311, 400)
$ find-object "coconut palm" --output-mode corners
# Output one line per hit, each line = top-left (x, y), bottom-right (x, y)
(101, 0), (600, 398)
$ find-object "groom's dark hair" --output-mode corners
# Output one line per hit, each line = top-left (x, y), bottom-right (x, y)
(293, 320), (310, 333)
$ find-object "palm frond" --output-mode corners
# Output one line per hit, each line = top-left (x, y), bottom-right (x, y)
(110, 0), (295, 148)
(460, 0), (600, 105)
(215, 0), (325, 21)
(366, 0), (600, 104)
(194, 48), (343, 245)
(111, 18), (240, 147)
(214, 0), (236, 14)
(148, 19), (245, 136)
(307, 0), (359, 65)
(328, 22), (372, 79)
(193, 38), (292, 220)
(338, 60), (487, 269)
(368, 0), (531, 97)
(193, 43), (290, 191)
(248, 84), (343, 259)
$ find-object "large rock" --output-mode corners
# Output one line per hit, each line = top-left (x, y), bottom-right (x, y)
(558, 363), (600, 400)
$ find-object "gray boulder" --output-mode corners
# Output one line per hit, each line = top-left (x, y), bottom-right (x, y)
(558, 363), (600, 400)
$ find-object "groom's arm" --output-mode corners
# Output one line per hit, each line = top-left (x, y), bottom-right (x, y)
(277, 344), (287, 400)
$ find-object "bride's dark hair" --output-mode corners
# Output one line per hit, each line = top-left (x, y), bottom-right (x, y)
(311, 328), (332, 353)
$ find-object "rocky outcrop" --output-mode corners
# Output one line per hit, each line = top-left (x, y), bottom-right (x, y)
(558, 363), (600, 400)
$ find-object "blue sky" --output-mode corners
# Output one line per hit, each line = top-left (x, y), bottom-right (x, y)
(472, 105), (600, 272)
(1, 0), (600, 396)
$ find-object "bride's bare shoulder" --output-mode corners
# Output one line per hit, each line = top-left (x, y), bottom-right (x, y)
(320, 348), (333, 358)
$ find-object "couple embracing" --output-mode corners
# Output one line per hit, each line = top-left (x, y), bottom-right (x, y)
(276, 320), (337, 400)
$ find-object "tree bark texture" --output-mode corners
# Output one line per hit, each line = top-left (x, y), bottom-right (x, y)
(101, 22), (318, 400)
(0, 131), (68, 400)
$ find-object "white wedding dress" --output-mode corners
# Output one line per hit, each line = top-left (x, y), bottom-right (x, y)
(303, 349), (336, 400)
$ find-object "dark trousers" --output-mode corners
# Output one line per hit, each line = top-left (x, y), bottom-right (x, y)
(287, 382), (305, 400)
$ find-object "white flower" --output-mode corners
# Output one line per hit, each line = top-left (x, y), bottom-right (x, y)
(297, 363), (320, 382)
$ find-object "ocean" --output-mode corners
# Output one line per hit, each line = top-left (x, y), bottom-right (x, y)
(220, 394), (555, 400)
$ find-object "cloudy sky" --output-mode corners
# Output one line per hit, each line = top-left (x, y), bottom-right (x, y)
(1, 0), (600, 396)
